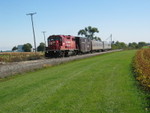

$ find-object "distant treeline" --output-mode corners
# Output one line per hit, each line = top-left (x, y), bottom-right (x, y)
(112, 41), (150, 49)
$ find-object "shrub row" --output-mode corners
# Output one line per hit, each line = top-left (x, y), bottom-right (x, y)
(133, 48), (150, 90)
(0, 52), (44, 62)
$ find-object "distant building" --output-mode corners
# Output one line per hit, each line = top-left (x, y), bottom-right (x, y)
(2, 50), (12, 52)
(17, 45), (24, 52)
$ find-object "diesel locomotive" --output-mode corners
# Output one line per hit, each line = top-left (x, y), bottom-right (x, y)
(45, 35), (111, 57)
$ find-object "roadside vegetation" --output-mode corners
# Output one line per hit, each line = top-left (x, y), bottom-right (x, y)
(132, 48), (150, 111)
(133, 48), (150, 90)
(0, 50), (149, 113)
(0, 52), (44, 62)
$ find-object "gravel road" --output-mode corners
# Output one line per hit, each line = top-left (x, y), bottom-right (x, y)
(0, 50), (122, 78)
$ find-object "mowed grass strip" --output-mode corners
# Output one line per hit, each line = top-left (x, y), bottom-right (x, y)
(0, 50), (147, 113)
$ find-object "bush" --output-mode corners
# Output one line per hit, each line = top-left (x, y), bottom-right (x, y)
(133, 48), (150, 90)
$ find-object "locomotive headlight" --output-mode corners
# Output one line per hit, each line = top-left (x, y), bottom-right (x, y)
(50, 42), (53, 45)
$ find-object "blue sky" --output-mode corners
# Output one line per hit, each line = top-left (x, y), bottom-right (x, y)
(0, 0), (150, 50)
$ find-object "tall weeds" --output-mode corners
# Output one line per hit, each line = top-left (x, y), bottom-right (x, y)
(133, 48), (150, 90)
(0, 52), (44, 62)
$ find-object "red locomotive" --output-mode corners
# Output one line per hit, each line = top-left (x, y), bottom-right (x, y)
(45, 35), (77, 57)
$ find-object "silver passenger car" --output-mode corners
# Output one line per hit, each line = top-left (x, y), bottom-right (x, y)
(91, 40), (103, 51)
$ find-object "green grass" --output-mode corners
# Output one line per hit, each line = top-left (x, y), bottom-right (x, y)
(0, 50), (148, 113)
(142, 46), (150, 49)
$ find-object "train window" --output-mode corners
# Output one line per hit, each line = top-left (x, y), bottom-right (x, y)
(49, 38), (53, 41)
(49, 37), (61, 41)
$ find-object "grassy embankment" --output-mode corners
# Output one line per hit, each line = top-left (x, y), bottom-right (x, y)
(0, 50), (148, 113)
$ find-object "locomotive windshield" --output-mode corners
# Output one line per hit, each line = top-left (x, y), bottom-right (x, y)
(48, 37), (62, 41)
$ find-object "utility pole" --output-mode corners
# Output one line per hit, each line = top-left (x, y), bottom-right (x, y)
(105, 34), (113, 47)
(42, 31), (46, 47)
(110, 34), (112, 43)
(105, 34), (112, 42)
(42, 31), (46, 52)
(110, 34), (112, 47)
(26, 12), (37, 53)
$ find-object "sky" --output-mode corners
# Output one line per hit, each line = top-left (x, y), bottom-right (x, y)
(0, 0), (150, 50)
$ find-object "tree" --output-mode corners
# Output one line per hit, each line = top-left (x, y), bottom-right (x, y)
(112, 41), (127, 49)
(128, 42), (138, 49)
(93, 36), (101, 41)
(119, 42), (127, 49)
(12, 46), (18, 51)
(78, 26), (100, 40)
(37, 42), (45, 52)
(137, 42), (147, 48)
(22, 43), (32, 52)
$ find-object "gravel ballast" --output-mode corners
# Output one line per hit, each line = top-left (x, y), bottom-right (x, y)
(0, 50), (121, 78)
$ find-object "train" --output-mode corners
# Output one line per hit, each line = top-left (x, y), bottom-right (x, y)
(45, 35), (111, 57)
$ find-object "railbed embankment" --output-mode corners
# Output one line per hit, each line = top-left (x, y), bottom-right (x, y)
(0, 50), (122, 78)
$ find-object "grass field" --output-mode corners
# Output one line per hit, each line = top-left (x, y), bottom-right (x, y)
(0, 50), (148, 113)
(142, 46), (150, 49)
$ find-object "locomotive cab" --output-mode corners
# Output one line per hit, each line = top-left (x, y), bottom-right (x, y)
(48, 36), (62, 50)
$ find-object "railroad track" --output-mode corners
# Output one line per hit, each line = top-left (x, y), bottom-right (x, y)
(0, 49), (122, 78)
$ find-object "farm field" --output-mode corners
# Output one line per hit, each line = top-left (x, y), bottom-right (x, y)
(0, 52), (44, 62)
(0, 50), (148, 113)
